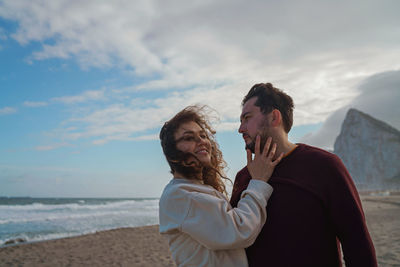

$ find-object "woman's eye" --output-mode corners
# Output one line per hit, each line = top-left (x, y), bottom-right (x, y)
(183, 136), (195, 141)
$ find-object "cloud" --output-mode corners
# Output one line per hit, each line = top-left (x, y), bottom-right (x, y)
(51, 89), (106, 104)
(300, 70), (400, 149)
(92, 133), (159, 145)
(23, 101), (48, 107)
(50, 83), (246, 144)
(35, 142), (70, 151)
(0, 0), (162, 73)
(59, 103), (174, 142)
(21, 89), (106, 110)
(0, 163), (167, 197)
(0, 26), (7, 40)
(1, 0), (400, 145)
(0, 106), (17, 115)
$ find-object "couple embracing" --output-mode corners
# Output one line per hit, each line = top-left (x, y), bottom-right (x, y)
(158, 83), (377, 267)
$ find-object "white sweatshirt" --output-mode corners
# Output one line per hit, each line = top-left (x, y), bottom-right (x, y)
(159, 178), (273, 267)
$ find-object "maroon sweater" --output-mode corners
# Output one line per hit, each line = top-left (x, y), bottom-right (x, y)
(230, 144), (377, 267)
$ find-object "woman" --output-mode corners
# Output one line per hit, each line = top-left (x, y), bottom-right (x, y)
(159, 106), (282, 267)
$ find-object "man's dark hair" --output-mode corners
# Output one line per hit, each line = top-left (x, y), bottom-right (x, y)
(242, 83), (294, 133)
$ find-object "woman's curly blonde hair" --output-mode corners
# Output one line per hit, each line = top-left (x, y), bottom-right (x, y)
(160, 105), (229, 195)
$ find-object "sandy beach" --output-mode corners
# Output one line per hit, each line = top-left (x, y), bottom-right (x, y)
(1, 194), (399, 267)
(0, 225), (175, 267)
(360, 194), (400, 266)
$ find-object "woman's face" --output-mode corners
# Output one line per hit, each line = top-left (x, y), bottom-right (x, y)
(174, 121), (212, 165)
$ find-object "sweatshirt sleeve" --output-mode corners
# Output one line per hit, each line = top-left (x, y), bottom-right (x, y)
(326, 156), (377, 267)
(181, 179), (273, 250)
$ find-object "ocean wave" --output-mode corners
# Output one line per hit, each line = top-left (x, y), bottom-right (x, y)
(0, 220), (159, 247)
(0, 198), (160, 246)
(0, 208), (156, 225)
(0, 199), (158, 212)
(0, 231), (92, 247)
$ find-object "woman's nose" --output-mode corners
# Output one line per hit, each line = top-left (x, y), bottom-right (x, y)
(197, 136), (207, 144)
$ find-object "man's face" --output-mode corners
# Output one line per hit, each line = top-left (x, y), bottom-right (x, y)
(239, 97), (271, 153)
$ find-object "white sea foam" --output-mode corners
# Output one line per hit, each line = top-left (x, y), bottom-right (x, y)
(1, 231), (95, 247)
(0, 199), (151, 212)
(0, 198), (160, 246)
(0, 210), (134, 224)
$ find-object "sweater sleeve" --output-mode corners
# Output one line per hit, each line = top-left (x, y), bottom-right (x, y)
(181, 180), (272, 250)
(230, 167), (251, 208)
(326, 156), (377, 267)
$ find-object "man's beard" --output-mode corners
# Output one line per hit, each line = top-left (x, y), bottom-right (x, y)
(245, 128), (271, 154)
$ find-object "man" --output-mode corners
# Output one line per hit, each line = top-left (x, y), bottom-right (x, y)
(230, 83), (377, 267)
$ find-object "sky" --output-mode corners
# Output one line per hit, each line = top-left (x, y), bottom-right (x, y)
(0, 0), (399, 198)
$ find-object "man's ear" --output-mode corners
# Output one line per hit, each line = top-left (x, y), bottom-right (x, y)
(270, 109), (282, 127)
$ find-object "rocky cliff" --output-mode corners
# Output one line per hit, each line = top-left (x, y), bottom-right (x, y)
(334, 108), (400, 191)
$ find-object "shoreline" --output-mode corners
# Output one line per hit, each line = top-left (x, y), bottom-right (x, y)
(1, 195), (399, 266)
(0, 226), (133, 249)
(0, 224), (157, 248)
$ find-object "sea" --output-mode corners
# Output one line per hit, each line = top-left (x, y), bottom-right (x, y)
(0, 197), (159, 247)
